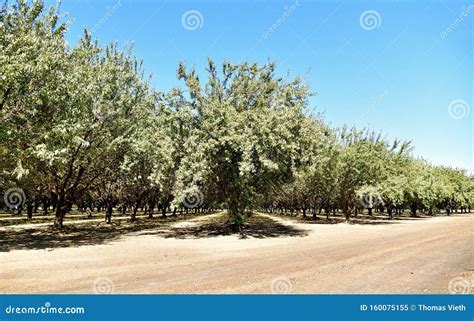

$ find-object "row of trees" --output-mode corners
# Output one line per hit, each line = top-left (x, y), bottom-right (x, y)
(265, 130), (473, 220)
(1, 1), (473, 228)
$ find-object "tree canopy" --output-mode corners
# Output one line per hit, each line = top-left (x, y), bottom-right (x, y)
(1, 1), (473, 228)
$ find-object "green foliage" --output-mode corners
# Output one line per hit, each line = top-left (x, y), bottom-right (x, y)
(1, 1), (473, 228)
(173, 59), (312, 224)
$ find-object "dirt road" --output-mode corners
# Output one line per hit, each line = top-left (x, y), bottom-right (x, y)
(1, 213), (472, 294)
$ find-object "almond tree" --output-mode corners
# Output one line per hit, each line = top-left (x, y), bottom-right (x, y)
(174, 60), (311, 227)
(1, 1), (156, 227)
(335, 127), (390, 220)
(1, 0), (67, 213)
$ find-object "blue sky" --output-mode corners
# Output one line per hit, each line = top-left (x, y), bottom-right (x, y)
(50, 0), (472, 172)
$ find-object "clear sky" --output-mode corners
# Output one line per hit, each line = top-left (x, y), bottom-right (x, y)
(48, 0), (473, 172)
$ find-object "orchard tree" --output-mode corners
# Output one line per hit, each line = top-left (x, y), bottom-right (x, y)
(1, 0), (68, 211)
(377, 140), (413, 218)
(2, 0), (473, 231)
(335, 127), (388, 220)
(1, 0), (156, 227)
(174, 59), (312, 227)
(123, 104), (174, 221)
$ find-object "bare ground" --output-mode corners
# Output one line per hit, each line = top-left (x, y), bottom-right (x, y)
(0, 212), (472, 294)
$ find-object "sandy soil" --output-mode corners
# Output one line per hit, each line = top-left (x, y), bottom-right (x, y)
(0, 213), (472, 294)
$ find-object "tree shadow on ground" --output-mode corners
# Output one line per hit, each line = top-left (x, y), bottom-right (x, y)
(0, 212), (307, 252)
(149, 214), (308, 239)
(0, 212), (214, 252)
(270, 211), (463, 225)
(0, 210), (180, 227)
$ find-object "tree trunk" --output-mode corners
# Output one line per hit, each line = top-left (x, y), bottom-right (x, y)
(43, 200), (48, 215)
(27, 204), (33, 219)
(53, 193), (68, 229)
(131, 205), (138, 222)
(54, 207), (66, 228)
(343, 200), (350, 221)
(161, 204), (167, 218)
(105, 204), (113, 224)
(53, 215), (64, 228)
(228, 200), (245, 228)
(148, 206), (154, 219)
